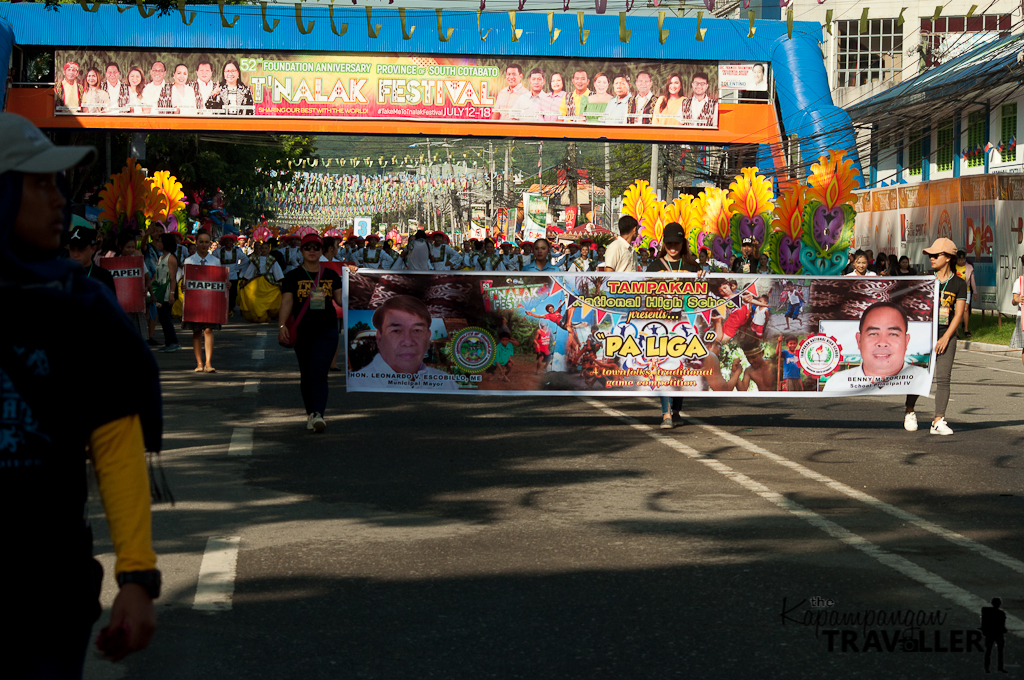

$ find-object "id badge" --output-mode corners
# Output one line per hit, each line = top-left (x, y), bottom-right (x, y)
(937, 305), (950, 326)
(310, 289), (326, 310)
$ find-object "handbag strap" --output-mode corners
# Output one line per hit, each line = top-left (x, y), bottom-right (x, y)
(293, 267), (322, 327)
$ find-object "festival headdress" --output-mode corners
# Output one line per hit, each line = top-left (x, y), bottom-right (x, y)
(800, 150), (860, 275)
(765, 184), (807, 275)
(690, 187), (734, 264)
(621, 180), (663, 249)
(727, 167), (775, 258)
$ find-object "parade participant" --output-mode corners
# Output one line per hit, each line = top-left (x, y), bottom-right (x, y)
(320, 236), (339, 262)
(126, 66), (146, 114)
(605, 215), (639, 272)
(582, 72), (612, 123)
(102, 62), (130, 113)
(180, 231), (223, 372)
(428, 231), (463, 270)
(652, 74), (685, 127)
(500, 241), (523, 271)
(904, 238), (967, 435)
(117, 230), (151, 338)
(956, 250), (976, 338)
(522, 238), (560, 272)
(141, 61), (172, 114)
(567, 240), (593, 272)
(281, 233), (303, 274)
(205, 60), (255, 115)
(278, 233), (344, 431)
(67, 223), (115, 292)
(358, 234), (395, 269)
(475, 238), (506, 271)
(81, 68), (111, 114)
(844, 250), (876, 276)
(601, 74), (632, 124)
(825, 301), (929, 394)
(1011, 255), (1024, 366)
(679, 72), (718, 127)
(730, 237), (758, 273)
(780, 336), (803, 391)
(1, 112), (161, 677)
(54, 61), (83, 112)
(239, 240), (284, 323)
(218, 234), (249, 317)
(560, 69), (589, 121)
(152, 233), (181, 351)
(170, 64), (201, 115)
(628, 71), (656, 125)
(492, 63), (526, 120)
(397, 230), (432, 270)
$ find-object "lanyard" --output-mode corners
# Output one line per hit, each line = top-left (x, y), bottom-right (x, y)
(85, 264), (93, 278)
(663, 257), (683, 272)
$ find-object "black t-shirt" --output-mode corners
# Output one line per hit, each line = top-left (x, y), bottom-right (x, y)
(84, 262), (116, 292)
(937, 273), (968, 333)
(731, 256), (754, 274)
(281, 266), (343, 337)
(647, 257), (699, 273)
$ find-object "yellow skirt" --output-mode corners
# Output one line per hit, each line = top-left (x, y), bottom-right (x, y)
(172, 279), (184, 318)
(239, 277), (282, 323)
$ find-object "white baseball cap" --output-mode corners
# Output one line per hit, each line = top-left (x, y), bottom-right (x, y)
(0, 113), (95, 175)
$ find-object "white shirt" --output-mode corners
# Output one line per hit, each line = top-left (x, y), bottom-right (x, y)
(788, 291), (801, 305)
(195, 79), (216, 109)
(427, 243), (462, 271)
(404, 240), (432, 271)
(630, 92), (654, 123)
(172, 84), (198, 114)
(822, 363), (931, 395)
(844, 270), (878, 276)
(356, 246), (395, 270)
(604, 235), (638, 272)
(752, 306), (768, 326)
(103, 80), (124, 110)
(217, 245), (249, 280)
(141, 81), (166, 113)
(348, 354), (463, 392)
(474, 253), (506, 271)
(242, 256), (284, 283)
(178, 251), (224, 280)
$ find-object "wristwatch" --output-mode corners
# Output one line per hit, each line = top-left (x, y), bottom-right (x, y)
(117, 569), (162, 599)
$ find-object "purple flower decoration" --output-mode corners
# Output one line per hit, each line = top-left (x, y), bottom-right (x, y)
(812, 205), (844, 249)
(710, 235), (730, 264)
(779, 235), (801, 274)
(738, 215), (766, 245)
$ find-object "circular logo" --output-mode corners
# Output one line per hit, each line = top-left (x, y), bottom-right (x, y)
(448, 327), (496, 373)
(797, 334), (843, 377)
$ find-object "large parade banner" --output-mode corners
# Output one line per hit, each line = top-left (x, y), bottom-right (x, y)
(960, 175), (998, 309)
(869, 188), (899, 257)
(898, 184), (930, 260)
(99, 255), (145, 313)
(344, 271), (938, 397)
(54, 50), (720, 128)
(996, 175), (1024, 315)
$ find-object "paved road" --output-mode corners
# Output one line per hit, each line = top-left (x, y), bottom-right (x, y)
(86, 321), (1024, 679)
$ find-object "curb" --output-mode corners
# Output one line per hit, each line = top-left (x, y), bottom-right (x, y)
(961, 340), (1018, 353)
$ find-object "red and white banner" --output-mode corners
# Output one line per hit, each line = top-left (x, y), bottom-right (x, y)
(182, 264), (229, 325)
(564, 206), (579, 231)
(99, 255), (145, 313)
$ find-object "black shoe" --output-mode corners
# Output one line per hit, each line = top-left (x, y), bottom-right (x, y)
(146, 337), (159, 346)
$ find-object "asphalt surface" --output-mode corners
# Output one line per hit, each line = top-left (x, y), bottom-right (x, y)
(85, 319), (1024, 679)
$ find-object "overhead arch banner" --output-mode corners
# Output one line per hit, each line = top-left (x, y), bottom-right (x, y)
(344, 271), (938, 397)
(54, 50), (719, 128)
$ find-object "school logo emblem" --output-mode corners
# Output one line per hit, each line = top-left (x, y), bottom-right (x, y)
(797, 334), (842, 377)
(447, 327), (495, 373)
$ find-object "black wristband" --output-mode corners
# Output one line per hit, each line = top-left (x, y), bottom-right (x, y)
(117, 569), (162, 599)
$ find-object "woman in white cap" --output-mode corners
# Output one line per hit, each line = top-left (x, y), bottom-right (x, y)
(0, 113), (161, 675)
(904, 237), (967, 435)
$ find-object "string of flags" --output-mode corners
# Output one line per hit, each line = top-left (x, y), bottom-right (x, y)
(961, 137), (1016, 159)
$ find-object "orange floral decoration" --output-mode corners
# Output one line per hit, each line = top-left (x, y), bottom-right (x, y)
(728, 167), (775, 219)
(771, 184), (807, 240)
(97, 159), (157, 227)
(806, 150), (860, 210)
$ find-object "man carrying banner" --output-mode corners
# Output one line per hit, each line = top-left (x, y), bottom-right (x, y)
(180, 231), (224, 372)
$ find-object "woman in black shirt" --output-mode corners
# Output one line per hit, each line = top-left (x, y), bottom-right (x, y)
(278, 234), (344, 433)
(904, 238), (967, 436)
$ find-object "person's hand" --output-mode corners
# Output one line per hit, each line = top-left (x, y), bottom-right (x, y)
(696, 270), (708, 279)
(347, 265), (359, 274)
(211, 86), (221, 97)
(100, 583), (156, 662)
(731, 358), (742, 371)
(278, 325), (290, 345)
(935, 336), (949, 355)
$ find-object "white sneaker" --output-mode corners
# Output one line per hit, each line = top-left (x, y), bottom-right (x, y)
(904, 412), (918, 432)
(930, 418), (953, 436)
(306, 413), (315, 431)
(311, 413), (326, 433)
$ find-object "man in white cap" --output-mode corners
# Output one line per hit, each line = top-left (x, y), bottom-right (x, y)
(0, 113), (160, 675)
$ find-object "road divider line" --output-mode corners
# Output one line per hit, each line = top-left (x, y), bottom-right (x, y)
(242, 379), (260, 394)
(582, 398), (1024, 637)
(193, 536), (241, 612)
(251, 349), (265, 361)
(679, 412), (1024, 577)
(227, 427), (253, 456)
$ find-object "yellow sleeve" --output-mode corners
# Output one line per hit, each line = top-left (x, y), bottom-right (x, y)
(89, 415), (157, 575)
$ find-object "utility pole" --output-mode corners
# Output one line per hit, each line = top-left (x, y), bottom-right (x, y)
(567, 141), (578, 211)
(666, 145), (676, 202)
(650, 143), (659, 196)
(604, 142), (611, 227)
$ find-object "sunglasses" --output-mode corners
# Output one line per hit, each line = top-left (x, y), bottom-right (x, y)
(927, 253), (946, 259)
(302, 244), (322, 251)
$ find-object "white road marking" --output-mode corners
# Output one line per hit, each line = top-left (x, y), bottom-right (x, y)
(958, 361), (1024, 376)
(251, 349), (265, 361)
(243, 379), (260, 394)
(227, 427), (254, 456)
(583, 398), (1024, 637)
(682, 413), (1024, 577)
(193, 536), (241, 611)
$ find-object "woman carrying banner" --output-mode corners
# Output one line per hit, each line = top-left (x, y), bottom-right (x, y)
(904, 238), (967, 435)
(205, 60), (255, 116)
(81, 68), (111, 114)
(153, 233), (181, 352)
(180, 231), (223, 372)
(1, 112), (161, 678)
(278, 234), (344, 433)
(1010, 254), (1024, 367)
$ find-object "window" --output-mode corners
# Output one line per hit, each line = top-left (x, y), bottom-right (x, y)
(936, 124), (954, 171)
(920, 15), (1012, 69)
(967, 110), (986, 168)
(908, 129), (923, 176)
(837, 19), (904, 88)
(1002, 103), (1017, 162)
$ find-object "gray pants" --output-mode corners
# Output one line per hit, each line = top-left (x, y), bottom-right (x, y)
(906, 336), (956, 418)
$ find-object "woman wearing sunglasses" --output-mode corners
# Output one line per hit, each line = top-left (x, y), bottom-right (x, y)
(904, 238), (967, 436)
(278, 234), (344, 433)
